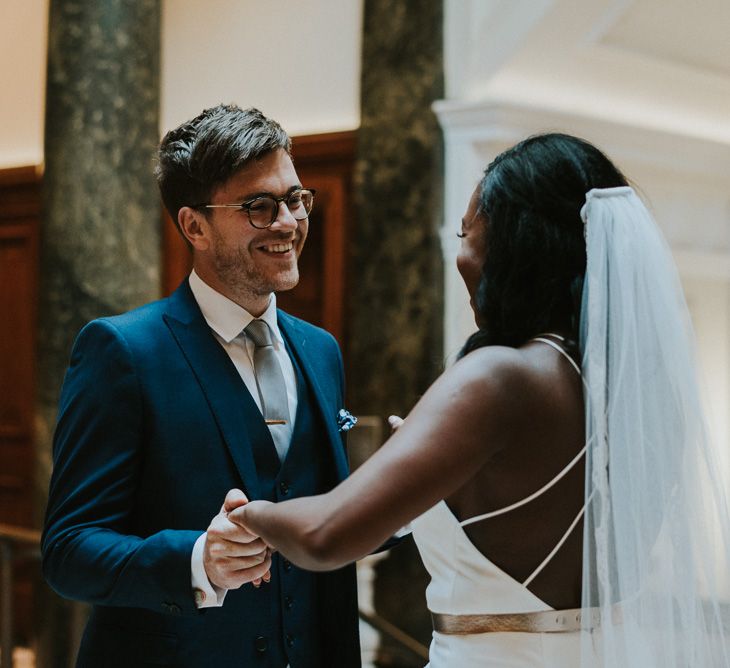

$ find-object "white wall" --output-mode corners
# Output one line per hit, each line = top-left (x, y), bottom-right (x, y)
(0, 0), (48, 168)
(0, 0), (362, 168)
(160, 0), (363, 136)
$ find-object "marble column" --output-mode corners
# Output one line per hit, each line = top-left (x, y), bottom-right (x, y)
(36, 1), (161, 665)
(349, 1), (444, 664)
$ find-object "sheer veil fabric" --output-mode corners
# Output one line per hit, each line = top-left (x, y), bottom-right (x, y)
(579, 187), (730, 666)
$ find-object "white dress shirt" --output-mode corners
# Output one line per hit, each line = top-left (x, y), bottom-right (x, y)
(187, 269), (298, 607)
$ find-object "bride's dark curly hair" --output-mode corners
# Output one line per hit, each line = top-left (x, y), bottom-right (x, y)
(461, 133), (628, 357)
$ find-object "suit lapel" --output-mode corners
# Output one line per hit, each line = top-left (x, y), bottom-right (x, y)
(278, 311), (349, 482)
(163, 281), (263, 500)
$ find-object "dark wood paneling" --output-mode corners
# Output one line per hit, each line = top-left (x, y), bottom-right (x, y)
(0, 165), (41, 645)
(161, 130), (356, 350)
(0, 165), (40, 528)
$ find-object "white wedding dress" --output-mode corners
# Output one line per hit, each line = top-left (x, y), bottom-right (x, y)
(411, 340), (598, 667)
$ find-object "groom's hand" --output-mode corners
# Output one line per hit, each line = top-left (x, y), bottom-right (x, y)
(203, 488), (272, 590)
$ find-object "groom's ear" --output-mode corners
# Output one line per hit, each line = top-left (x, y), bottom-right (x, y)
(178, 206), (211, 251)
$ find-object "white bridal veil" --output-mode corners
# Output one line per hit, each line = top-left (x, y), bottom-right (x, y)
(580, 187), (730, 666)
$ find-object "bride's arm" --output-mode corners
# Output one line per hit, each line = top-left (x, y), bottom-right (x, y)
(229, 346), (524, 571)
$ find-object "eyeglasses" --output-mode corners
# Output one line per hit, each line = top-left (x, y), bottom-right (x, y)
(193, 188), (316, 229)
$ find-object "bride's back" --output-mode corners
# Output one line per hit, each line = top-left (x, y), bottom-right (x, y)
(445, 338), (585, 609)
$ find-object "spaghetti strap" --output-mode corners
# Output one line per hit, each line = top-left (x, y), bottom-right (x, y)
(521, 494), (591, 587)
(531, 336), (581, 376)
(459, 438), (590, 527)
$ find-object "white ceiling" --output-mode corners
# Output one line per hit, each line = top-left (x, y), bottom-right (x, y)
(601, 0), (730, 79)
(444, 0), (730, 144)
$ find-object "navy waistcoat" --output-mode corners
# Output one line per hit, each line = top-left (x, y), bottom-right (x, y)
(248, 341), (337, 667)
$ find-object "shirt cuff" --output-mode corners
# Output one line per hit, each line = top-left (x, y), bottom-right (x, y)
(191, 533), (228, 608)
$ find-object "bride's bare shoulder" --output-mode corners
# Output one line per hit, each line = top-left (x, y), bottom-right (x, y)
(422, 343), (559, 425)
(444, 344), (538, 391)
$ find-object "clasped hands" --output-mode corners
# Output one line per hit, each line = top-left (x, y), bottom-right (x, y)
(203, 488), (271, 590)
(204, 416), (405, 591)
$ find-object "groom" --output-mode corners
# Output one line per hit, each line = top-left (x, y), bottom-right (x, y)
(42, 105), (361, 667)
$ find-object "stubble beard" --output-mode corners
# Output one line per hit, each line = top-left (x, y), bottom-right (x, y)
(212, 239), (299, 303)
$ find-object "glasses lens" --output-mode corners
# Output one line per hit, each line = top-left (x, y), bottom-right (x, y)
(247, 197), (277, 228)
(287, 190), (314, 220)
(245, 190), (314, 228)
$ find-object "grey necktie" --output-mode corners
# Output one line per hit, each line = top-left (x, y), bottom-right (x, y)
(245, 319), (291, 461)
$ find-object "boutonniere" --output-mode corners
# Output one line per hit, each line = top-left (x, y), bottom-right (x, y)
(336, 409), (358, 433)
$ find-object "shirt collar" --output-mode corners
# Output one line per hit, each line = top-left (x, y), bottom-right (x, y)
(188, 269), (281, 344)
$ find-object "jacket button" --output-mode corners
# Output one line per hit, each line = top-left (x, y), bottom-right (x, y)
(279, 481), (290, 495)
(282, 559), (292, 572)
(286, 633), (294, 648)
(255, 636), (268, 653)
(284, 595), (294, 610)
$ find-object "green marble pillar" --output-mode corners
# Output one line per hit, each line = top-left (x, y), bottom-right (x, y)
(36, 1), (161, 664)
(349, 1), (444, 664)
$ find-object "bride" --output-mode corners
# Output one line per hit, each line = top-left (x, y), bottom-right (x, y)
(230, 133), (730, 667)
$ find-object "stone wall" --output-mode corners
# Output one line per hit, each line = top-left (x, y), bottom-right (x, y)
(36, 2), (161, 663)
(349, 1), (445, 663)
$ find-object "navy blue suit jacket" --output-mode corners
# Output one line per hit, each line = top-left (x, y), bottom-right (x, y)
(42, 280), (361, 667)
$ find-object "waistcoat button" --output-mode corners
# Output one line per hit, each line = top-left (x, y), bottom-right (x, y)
(255, 636), (268, 653)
